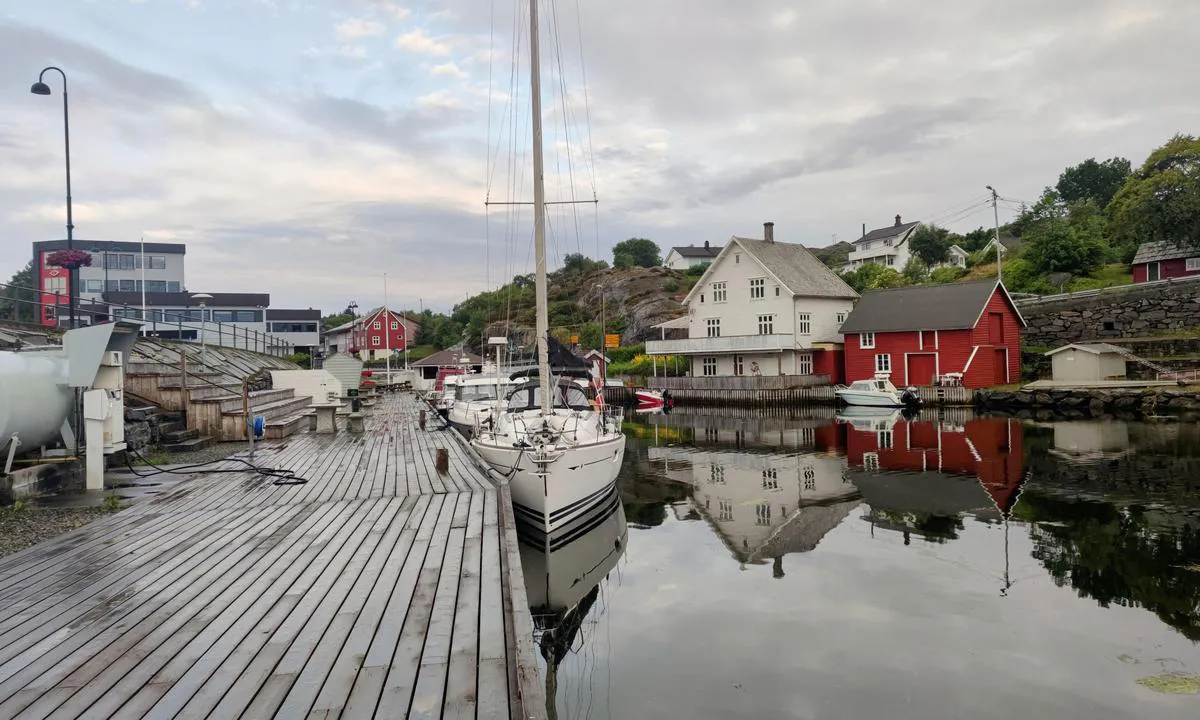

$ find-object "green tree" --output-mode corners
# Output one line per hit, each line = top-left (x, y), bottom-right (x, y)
(322, 312), (354, 330)
(841, 264), (907, 293)
(611, 238), (661, 268)
(0, 261), (37, 323)
(902, 256), (929, 284)
(560, 252), (607, 275)
(908, 224), (951, 266)
(1109, 134), (1200, 254)
(1056, 156), (1132, 207)
(613, 252), (635, 269)
(1022, 216), (1105, 276)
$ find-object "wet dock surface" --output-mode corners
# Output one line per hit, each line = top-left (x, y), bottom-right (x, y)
(0, 394), (543, 719)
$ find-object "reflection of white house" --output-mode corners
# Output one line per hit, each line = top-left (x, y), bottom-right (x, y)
(650, 436), (857, 565)
(646, 222), (858, 378)
(1051, 420), (1131, 461)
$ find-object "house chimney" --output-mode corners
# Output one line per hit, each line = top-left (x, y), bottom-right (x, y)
(895, 214), (902, 226)
(764, 221), (775, 243)
(862, 223), (866, 239)
(704, 240), (710, 250)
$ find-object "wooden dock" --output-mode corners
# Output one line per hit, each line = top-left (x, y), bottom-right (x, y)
(0, 394), (545, 719)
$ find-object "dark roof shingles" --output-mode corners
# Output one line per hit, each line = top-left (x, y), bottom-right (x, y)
(856, 221), (920, 245)
(1131, 241), (1200, 265)
(733, 238), (859, 299)
(839, 279), (1001, 333)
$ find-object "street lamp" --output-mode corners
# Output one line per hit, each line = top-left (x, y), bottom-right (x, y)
(192, 293), (213, 363)
(31, 66), (76, 329)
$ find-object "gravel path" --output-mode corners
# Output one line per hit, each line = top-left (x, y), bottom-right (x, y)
(0, 505), (111, 559)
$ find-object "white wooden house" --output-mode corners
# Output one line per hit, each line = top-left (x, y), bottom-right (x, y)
(645, 222), (859, 380)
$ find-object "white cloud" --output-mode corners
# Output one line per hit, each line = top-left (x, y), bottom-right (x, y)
(429, 62), (466, 79)
(394, 28), (451, 55)
(334, 17), (386, 42)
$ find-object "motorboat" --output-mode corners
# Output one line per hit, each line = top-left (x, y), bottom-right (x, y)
(448, 375), (516, 438)
(634, 388), (674, 411)
(834, 374), (921, 408)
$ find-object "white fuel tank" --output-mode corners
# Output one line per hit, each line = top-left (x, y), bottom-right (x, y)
(0, 351), (74, 456)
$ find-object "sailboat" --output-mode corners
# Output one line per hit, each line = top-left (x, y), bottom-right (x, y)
(469, 0), (626, 544)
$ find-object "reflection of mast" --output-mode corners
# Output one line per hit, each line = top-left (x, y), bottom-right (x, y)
(537, 585), (601, 720)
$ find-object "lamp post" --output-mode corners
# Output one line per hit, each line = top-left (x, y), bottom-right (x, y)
(31, 66), (76, 329)
(192, 293), (213, 364)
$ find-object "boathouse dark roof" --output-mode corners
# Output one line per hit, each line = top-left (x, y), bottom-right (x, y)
(839, 279), (1024, 333)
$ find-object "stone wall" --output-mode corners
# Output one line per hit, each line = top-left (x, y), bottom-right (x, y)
(1018, 278), (1200, 347)
(976, 386), (1200, 417)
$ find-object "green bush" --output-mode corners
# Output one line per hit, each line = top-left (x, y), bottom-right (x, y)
(929, 266), (968, 284)
(685, 262), (710, 277)
(284, 352), (311, 369)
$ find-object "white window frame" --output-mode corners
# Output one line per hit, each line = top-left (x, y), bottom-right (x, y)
(875, 353), (891, 373)
(391, 321), (399, 330)
(860, 332), (875, 349)
(706, 318), (721, 338)
(757, 314), (774, 335)
(749, 277), (765, 300)
(712, 281), (727, 303)
(836, 312), (846, 325)
(1187, 258), (1200, 272)
(733, 355), (744, 376)
(797, 312), (811, 335)
(371, 336), (381, 347)
(702, 356), (718, 376)
(373, 321), (381, 330)
(797, 352), (813, 375)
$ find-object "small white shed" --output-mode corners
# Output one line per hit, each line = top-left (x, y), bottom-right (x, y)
(1045, 343), (1128, 383)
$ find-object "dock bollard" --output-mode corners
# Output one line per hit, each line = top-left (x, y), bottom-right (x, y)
(419, 410), (426, 430)
(435, 448), (448, 474)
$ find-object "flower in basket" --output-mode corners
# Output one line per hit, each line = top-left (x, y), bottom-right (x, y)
(46, 249), (94, 270)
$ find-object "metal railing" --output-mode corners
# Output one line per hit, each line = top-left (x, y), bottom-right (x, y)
(0, 279), (295, 357)
(1013, 273), (1200, 308)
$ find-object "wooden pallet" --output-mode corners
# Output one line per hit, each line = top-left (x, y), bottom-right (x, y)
(0, 394), (544, 719)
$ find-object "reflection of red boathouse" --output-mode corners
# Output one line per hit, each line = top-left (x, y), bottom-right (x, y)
(843, 415), (1024, 514)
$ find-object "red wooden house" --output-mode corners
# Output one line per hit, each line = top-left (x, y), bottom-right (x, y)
(838, 279), (1025, 389)
(349, 307), (415, 360)
(1131, 241), (1200, 283)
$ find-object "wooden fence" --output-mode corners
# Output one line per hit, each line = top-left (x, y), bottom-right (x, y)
(647, 374), (832, 392)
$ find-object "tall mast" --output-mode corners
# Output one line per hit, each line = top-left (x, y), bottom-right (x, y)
(529, 0), (551, 415)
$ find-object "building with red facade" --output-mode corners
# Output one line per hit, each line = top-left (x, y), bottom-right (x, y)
(1131, 241), (1200, 283)
(838, 279), (1025, 389)
(324, 306), (419, 361)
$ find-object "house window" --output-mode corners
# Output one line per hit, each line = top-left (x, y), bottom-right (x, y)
(371, 336), (381, 346)
(706, 318), (721, 337)
(755, 503), (771, 526)
(119, 279), (136, 292)
(797, 313), (811, 335)
(860, 332), (875, 349)
(762, 468), (779, 491)
(167, 281), (181, 293)
(85, 279), (103, 292)
(803, 466), (816, 490)
(735, 254), (740, 264)
(878, 430), (893, 449)
(710, 465), (725, 484)
(775, 287), (780, 296)
(750, 278), (765, 299)
(886, 256), (895, 266)
(875, 353), (891, 373)
(712, 282), (727, 303)
(1188, 258), (1200, 271)
(702, 357), (717, 376)
(373, 321), (381, 330)
(719, 500), (734, 522)
(391, 321), (399, 330)
(700, 294), (705, 303)
(797, 352), (813, 375)
(836, 312), (846, 324)
(757, 314), (774, 335)
(733, 355), (744, 376)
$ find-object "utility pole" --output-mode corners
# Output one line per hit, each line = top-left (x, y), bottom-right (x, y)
(986, 185), (1002, 285)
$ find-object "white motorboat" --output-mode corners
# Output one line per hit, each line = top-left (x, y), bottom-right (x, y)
(470, 0), (626, 544)
(834, 375), (921, 408)
(448, 375), (515, 438)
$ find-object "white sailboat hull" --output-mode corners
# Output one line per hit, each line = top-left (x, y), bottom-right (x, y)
(472, 430), (625, 544)
(834, 389), (906, 407)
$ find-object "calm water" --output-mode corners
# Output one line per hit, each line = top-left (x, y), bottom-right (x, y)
(518, 407), (1200, 719)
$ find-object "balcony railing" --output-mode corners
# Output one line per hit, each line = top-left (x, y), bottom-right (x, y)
(646, 334), (809, 355)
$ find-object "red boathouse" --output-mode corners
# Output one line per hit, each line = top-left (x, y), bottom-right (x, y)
(838, 279), (1025, 389)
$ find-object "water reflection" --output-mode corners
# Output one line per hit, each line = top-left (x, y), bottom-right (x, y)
(517, 494), (628, 719)
(527, 409), (1200, 719)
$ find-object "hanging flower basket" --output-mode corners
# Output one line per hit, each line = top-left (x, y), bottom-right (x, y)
(46, 249), (94, 270)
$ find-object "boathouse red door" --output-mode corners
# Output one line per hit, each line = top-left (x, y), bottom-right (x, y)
(907, 354), (937, 386)
(993, 349), (1008, 385)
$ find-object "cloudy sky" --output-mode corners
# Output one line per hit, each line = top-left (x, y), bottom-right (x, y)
(2, 0), (1197, 313)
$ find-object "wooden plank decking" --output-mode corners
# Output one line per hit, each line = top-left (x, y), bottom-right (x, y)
(0, 394), (545, 719)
